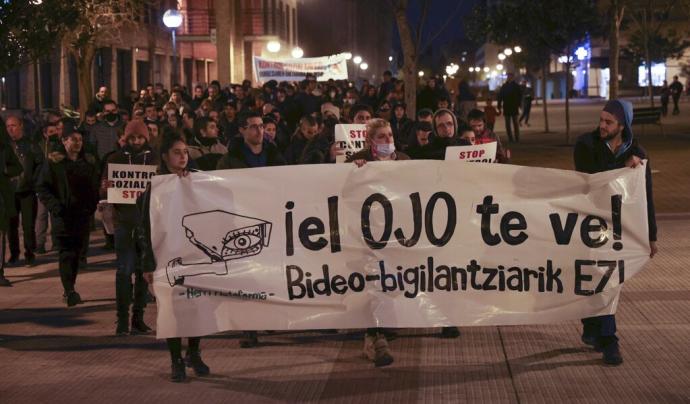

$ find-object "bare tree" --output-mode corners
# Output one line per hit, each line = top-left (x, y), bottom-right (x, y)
(62, 0), (145, 115)
(392, 0), (464, 118)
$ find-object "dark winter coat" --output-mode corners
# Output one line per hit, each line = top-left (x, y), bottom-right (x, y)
(8, 135), (43, 194)
(216, 137), (286, 169)
(0, 141), (23, 231)
(497, 80), (523, 116)
(35, 151), (100, 239)
(574, 129), (657, 242)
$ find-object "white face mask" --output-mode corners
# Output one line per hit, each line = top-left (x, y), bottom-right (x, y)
(375, 143), (395, 157)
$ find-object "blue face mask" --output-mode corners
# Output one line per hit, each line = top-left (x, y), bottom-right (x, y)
(375, 143), (395, 157)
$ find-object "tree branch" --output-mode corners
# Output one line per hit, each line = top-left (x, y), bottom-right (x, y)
(415, 0), (431, 51)
(418, 0), (464, 56)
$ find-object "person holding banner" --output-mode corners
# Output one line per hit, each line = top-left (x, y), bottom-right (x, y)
(347, 118), (409, 367)
(574, 99), (658, 366)
(35, 131), (100, 306)
(103, 120), (158, 335)
(216, 110), (286, 348)
(138, 133), (209, 382)
(405, 121), (434, 160)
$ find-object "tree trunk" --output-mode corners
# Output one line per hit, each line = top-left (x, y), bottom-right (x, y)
(74, 44), (96, 116)
(541, 63), (550, 133)
(393, 0), (417, 118)
(565, 47), (571, 144)
(608, 1), (622, 100)
(643, 9), (654, 107)
(33, 61), (42, 113)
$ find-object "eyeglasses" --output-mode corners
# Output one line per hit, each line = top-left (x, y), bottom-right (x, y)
(244, 124), (265, 131)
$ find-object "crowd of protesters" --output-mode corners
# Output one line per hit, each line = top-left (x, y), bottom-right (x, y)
(0, 68), (657, 380)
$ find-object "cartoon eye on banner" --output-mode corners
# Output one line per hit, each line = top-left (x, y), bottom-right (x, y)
(166, 210), (272, 286)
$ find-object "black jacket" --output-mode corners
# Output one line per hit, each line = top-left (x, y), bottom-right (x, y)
(35, 151), (100, 234)
(9, 136), (43, 194)
(498, 80), (523, 116)
(574, 130), (657, 242)
(0, 140), (23, 231)
(216, 138), (286, 169)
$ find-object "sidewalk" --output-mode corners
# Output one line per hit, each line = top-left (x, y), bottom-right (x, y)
(1, 217), (689, 403)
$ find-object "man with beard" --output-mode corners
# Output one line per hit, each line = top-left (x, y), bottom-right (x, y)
(91, 101), (125, 161)
(216, 111), (285, 349)
(188, 117), (228, 171)
(574, 99), (658, 366)
(103, 120), (158, 336)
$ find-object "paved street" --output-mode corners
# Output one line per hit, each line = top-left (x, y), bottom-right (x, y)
(2, 100), (690, 403)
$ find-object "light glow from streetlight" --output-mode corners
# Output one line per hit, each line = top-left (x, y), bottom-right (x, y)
(162, 9), (183, 28)
(504, 48), (513, 56)
(353, 55), (362, 65)
(343, 52), (353, 60)
(514, 46), (522, 53)
(360, 62), (368, 71)
(483, 66), (490, 72)
(469, 67), (475, 72)
(291, 47), (304, 58)
(388, 56), (393, 61)
(498, 53), (506, 61)
(418, 70), (424, 77)
(496, 64), (504, 71)
(267, 41), (281, 53)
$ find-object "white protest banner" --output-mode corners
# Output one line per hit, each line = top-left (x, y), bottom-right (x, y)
(334, 124), (367, 162)
(445, 143), (497, 163)
(253, 54), (349, 84)
(107, 163), (157, 204)
(150, 161), (651, 338)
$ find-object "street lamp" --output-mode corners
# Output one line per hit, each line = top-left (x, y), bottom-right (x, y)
(388, 56), (393, 62)
(267, 41), (281, 53)
(360, 62), (368, 71)
(483, 67), (490, 73)
(498, 53), (506, 61)
(353, 55), (362, 65)
(496, 64), (504, 71)
(418, 70), (424, 77)
(514, 46), (522, 53)
(291, 47), (304, 58)
(504, 48), (513, 56)
(163, 9), (183, 86)
(343, 52), (353, 60)
(469, 67), (475, 72)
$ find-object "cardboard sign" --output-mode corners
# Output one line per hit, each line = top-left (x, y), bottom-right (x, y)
(444, 143), (497, 163)
(334, 124), (367, 163)
(107, 163), (157, 204)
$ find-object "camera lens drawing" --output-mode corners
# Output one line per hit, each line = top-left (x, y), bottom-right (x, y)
(166, 210), (272, 286)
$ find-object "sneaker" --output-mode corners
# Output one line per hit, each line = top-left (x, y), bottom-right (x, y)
(171, 358), (186, 382)
(440, 326), (460, 339)
(602, 340), (623, 366)
(373, 334), (394, 367)
(35, 245), (47, 254)
(0, 275), (12, 287)
(130, 317), (153, 335)
(239, 331), (258, 348)
(185, 351), (210, 376)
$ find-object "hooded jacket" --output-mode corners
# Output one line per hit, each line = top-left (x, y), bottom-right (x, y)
(188, 135), (228, 171)
(574, 100), (657, 241)
(216, 137), (286, 170)
(425, 109), (471, 160)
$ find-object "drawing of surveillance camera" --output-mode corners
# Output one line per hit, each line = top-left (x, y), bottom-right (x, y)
(166, 210), (272, 287)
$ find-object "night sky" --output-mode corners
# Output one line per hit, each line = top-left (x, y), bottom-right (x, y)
(392, 0), (480, 70)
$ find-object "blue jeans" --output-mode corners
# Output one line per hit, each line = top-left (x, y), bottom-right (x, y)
(582, 315), (617, 339)
(115, 223), (137, 278)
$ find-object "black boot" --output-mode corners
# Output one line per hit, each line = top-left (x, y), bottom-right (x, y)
(171, 357), (186, 382)
(185, 350), (210, 376)
(440, 326), (460, 338)
(115, 274), (132, 336)
(131, 312), (153, 335)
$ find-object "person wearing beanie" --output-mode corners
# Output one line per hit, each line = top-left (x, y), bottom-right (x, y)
(574, 99), (658, 366)
(102, 118), (159, 336)
(35, 131), (100, 305)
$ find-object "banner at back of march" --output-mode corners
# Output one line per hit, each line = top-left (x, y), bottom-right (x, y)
(252, 54), (349, 84)
(149, 161), (651, 338)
